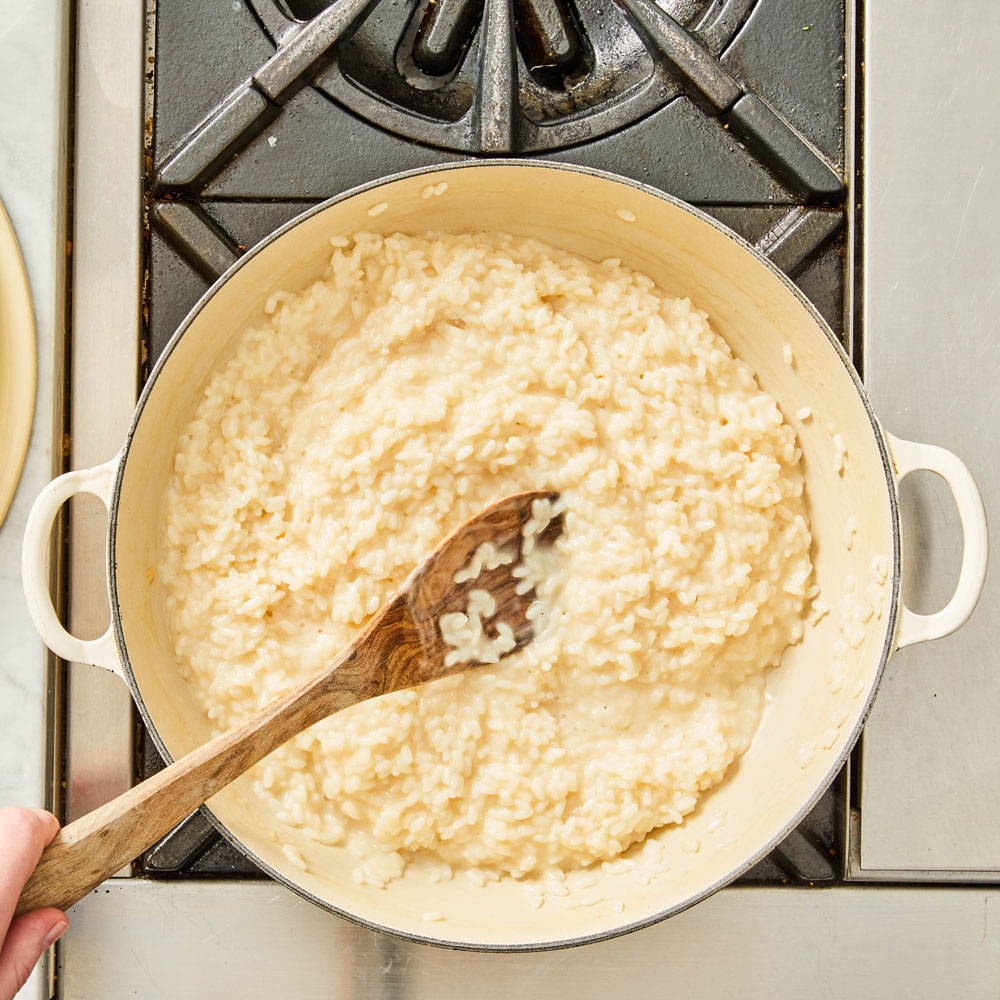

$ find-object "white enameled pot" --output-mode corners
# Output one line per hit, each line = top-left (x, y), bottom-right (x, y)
(22, 163), (988, 950)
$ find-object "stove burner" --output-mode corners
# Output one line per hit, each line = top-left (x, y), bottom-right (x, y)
(410, 0), (591, 93)
(158, 0), (840, 195)
(282, 0), (753, 152)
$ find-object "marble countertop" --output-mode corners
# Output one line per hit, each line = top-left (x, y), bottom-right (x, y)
(0, 2), (67, 815)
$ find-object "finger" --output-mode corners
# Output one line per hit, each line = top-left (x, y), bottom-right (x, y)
(0, 808), (60, 938)
(0, 908), (67, 1000)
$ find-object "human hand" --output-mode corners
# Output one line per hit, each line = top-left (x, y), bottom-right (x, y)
(0, 809), (67, 1000)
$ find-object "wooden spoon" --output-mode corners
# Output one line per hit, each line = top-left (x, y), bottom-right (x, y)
(16, 490), (562, 917)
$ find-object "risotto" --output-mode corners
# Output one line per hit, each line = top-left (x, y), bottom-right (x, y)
(161, 231), (812, 886)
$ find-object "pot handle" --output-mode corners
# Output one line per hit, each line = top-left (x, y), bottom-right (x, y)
(888, 433), (989, 649)
(21, 454), (123, 676)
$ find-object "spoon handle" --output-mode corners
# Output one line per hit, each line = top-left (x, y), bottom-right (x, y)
(14, 637), (368, 917)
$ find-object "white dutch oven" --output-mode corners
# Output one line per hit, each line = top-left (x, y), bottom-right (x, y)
(22, 163), (988, 950)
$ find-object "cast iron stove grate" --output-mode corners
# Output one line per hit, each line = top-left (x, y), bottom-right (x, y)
(151, 0), (845, 200)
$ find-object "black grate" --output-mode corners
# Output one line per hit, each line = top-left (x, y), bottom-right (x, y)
(140, 0), (849, 886)
(151, 0), (844, 198)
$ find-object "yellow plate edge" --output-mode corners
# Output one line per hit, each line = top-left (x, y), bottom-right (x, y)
(0, 198), (38, 527)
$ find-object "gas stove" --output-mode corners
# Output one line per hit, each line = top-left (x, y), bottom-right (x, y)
(52, 0), (1000, 996)
(141, 0), (847, 885)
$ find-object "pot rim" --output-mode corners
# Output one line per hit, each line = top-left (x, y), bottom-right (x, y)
(108, 159), (901, 952)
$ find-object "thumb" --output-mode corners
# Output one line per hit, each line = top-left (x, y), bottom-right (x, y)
(0, 908), (67, 1000)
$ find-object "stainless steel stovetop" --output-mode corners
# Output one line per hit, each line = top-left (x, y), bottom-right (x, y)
(50, 0), (1000, 996)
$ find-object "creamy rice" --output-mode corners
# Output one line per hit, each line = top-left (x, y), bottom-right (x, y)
(161, 231), (811, 886)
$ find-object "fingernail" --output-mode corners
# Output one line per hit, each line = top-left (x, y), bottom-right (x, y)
(43, 921), (69, 949)
(28, 808), (55, 822)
